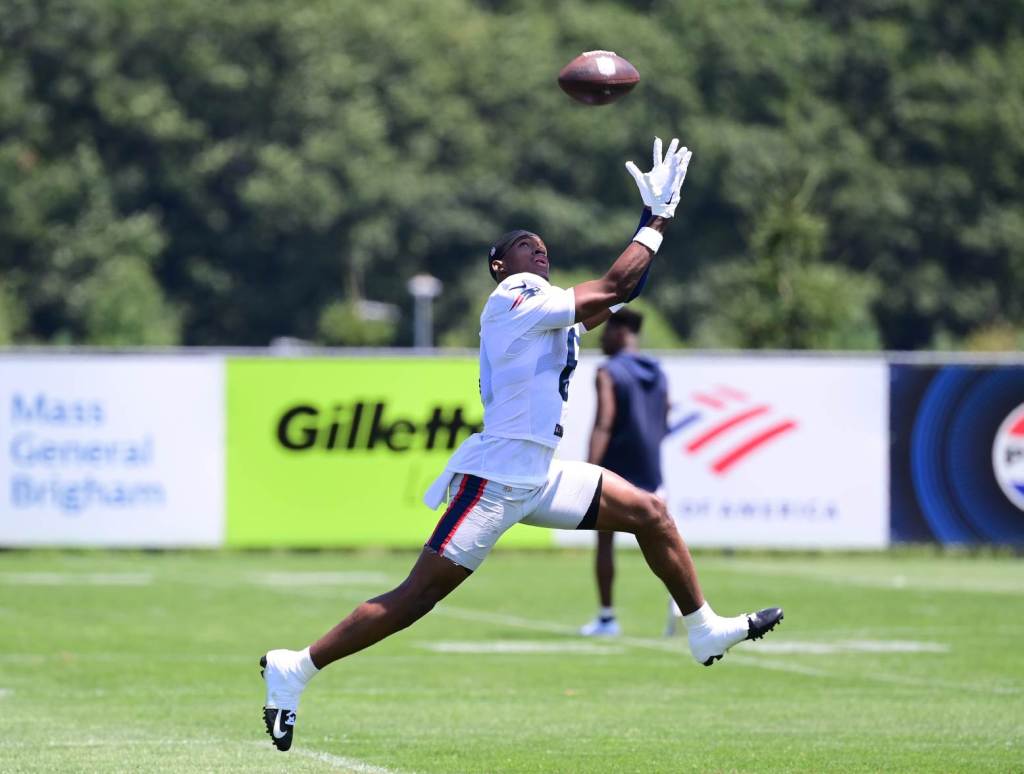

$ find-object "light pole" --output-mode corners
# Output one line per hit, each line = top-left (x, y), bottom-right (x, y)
(407, 273), (443, 349)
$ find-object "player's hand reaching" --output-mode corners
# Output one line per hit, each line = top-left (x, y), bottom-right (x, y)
(625, 137), (692, 218)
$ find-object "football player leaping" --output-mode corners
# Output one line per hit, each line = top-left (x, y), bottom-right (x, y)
(260, 138), (783, 752)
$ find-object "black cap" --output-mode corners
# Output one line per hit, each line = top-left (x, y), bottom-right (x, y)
(487, 229), (537, 281)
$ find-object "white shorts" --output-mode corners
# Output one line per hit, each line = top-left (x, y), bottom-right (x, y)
(425, 460), (603, 571)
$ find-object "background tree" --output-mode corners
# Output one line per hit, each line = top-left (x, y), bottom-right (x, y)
(1, 0), (1021, 350)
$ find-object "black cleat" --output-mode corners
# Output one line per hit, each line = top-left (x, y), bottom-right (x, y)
(263, 706), (296, 751)
(745, 607), (784, 642)
(260, 654), (298, 752)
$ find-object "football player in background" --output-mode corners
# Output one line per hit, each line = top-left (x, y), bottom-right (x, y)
(258, 138), (783, 752)
(578, 308), (673, 637)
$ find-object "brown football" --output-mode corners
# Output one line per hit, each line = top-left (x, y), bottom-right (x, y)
(557, 50), (640, 106)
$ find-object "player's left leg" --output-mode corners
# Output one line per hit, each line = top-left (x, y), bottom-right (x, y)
(522, 460), (782, 665)
(590, 470), (704, 613)
(592, 468), (783, 665)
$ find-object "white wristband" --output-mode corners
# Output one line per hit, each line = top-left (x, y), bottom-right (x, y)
(609, 302), (626, 313)
(632, 226), (663, 253)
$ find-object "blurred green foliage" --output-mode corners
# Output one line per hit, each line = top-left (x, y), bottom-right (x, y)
(317, 298), (397, 346)
(1, 0), (1022, 349)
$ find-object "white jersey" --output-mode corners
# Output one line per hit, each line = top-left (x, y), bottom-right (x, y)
(479, 273), (580, 446)
(424, 273), (581, 503)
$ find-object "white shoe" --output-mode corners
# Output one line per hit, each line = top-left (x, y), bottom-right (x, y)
(262, 649), (308, 710)
(687, 615), (749, 666)
(260, 649), (309, 751)
(579, 617), (620, 637)
(687, 607), (784, 666)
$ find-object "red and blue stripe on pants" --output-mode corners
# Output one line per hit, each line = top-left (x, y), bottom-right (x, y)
(426, 475), (488, 556)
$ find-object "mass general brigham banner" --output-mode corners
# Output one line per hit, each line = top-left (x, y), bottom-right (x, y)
(0, 355), (224, 547)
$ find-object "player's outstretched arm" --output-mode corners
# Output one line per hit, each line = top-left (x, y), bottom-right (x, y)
(575, 220), (667, 325)
(573, 138), (691, 325)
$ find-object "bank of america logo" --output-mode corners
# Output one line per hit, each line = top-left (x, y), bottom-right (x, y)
(667, 384), (798, 475)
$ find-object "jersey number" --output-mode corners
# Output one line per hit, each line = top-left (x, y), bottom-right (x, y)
(558, 329), (579, 402)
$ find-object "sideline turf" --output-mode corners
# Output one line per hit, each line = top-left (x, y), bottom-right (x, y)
(1, 549), (1021, 773)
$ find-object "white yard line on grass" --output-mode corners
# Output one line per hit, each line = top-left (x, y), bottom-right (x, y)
(700, 559), (1024, 595)
(290, 589), (1022, 695)
(743, 639), (950, 655)
(0, 737), (413, 774)
(0, 738), (230, 749)
(292, 747), (413, 774)
(0, 652), (243, 664)
(432, 604), (832, 677)
(430, 604), (678, 655)
(432, 605), (580, 636)
(432, 604), (844, 681)
(246, 740), (415, 773)
(430, 602), (1021, 694)
(419, 640), (626, 655)
(0, 572), (153, 586)
(249, 571), (392, 587)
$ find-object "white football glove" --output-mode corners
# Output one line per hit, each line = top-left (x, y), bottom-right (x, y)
(625, 137), (692, 218)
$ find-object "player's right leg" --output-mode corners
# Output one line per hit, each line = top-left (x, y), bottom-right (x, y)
(308, 547), (472, 665)
(592, 469), (783, 666)
(260, 548), (470, 751)
(259, 474), (522, 751)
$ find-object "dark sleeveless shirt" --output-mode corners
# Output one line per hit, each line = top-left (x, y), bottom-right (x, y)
(598, 352), (668, 492)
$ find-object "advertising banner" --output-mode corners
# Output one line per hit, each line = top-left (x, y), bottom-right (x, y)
(557, 355), (890, 548)
(0, 356), (224, 546)
(225, 357), (552, 548)
(891, 364), (1024, 545)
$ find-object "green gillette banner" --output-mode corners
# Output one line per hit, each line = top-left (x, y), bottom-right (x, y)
(226, 357), (552, 548)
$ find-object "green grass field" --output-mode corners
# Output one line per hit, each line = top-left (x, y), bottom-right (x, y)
(2, 548), (1022, 773)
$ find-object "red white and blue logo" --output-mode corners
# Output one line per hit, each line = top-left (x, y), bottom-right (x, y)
(992, 402), (1024, 511)
(667, 384), (798, 475)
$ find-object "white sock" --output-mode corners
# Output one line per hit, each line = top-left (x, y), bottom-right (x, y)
(599, 606), (615, 620)
(681, 601), (716, 631)
(294, 646), (319, 683)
